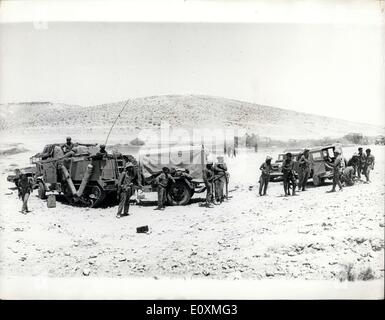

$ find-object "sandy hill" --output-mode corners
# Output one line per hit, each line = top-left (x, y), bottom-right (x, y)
(0, 95), (383, 140)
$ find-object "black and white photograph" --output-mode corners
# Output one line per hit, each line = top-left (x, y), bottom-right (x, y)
(0, 0), (384, 301)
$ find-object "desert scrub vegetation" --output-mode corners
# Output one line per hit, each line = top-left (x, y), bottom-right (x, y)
(338, 263), (376, 282)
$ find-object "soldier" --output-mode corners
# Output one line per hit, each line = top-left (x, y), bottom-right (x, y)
(154, 167), (175, 211)
(347, 152), (359, 176)
(363, 148), (375, 183)
(203, 160), (215, 207)
(16, 170), (34, 214)
(116, 162), (142, 218)
(298, 149), (311, 191)
(258, 156), (273, 196)
(282, 152), (297, 196)
(95, 144), (110, 158)
(342, 166), (355, 186)
(62, 137), (75, 154)
(213, 155), (228, 203)
(98, 144), (107, 155)
(324, 149), (344, 193)
(356, 147), (366, 179)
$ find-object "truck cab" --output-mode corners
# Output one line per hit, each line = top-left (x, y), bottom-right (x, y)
(308, 143), (343, 186)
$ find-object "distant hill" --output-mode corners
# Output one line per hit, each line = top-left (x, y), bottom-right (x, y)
(0, 95), (383, 140)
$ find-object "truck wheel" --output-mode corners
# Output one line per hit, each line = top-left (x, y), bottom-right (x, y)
(167, 181), (192, 206)
(38, 181), (47, 199)
(313, 175), (321, 186)
(87, 185), (106, 208)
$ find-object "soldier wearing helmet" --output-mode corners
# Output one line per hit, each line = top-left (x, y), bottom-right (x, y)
(116, 161), (143, 218)
(203, 159), (215, 207)
(363, 148), (375, 183)
(16, 170), (34, 214)
(324, 148), (344, 192)
(281, 152), (297, 196)
(154, 167), (175, 211)
(347, 152), (359, 177)
(258, 156), (273, 196)
(96, 144), (110, 158)
(62, 136), (75, 154)
(213, 155), (228, 203)
(298, 148), (311, 191)
(356, 147), (366, 179)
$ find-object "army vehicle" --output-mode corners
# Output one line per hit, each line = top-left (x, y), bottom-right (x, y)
(308, 143), (343, 186)
(32, 143), (127, 207)
(270, 149), (303, 181)
(29, 143), (211, 207)
(375, 136), (385, 145)
(138, 145), (210, 205)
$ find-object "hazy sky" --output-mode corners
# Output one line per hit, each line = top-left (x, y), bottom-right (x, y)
(0, 22), (384, 125)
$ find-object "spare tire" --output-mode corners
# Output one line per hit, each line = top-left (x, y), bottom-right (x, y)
(167, 180), (192, 206)
(313, 175), (321, 186)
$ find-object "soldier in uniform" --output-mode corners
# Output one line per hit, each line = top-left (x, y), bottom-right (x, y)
(62, 137), (75, 154)
(213, 155), (228, 203)
(116, 162), (142, 218)
(341, 166), (355, 186)
(258, 156), (273, 196)
(17, 170), (34, 214)
(97, 144), (107, 156)
(298, 149), (311, 191)
(324, 149), (344, 192)
(356, 147), (365, 179)
(363, 148), (375, 183)
(347, 152), (359, 176)
(203, 160), (215, 207)
(154, 167), (175, 210)
(281, 152), (297, 196)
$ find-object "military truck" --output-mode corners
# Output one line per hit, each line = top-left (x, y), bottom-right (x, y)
(137, 145), (210, 205)
(270, 149), (303, 181)
(32, 143), (127, 207)
(308, 143), (343, 186)
(29, 143), (211, 207)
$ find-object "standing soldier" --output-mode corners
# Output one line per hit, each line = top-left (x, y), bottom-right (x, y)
(282, 153), (297, 196)
(203, 160), (215, 207)
(154, 167), (175, 211)
(213, 155), (228, 204)
(324, 149), (344, 193)
(116, 162), (142, 218)
(363, 148), (375, 183)
(298, 149), (311, 191)
(356, 147), (366, 179)
(17, 170), (34, 214)
(258, 156), (273, 196)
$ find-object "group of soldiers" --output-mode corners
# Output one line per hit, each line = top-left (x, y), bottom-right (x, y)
(202, 155), (230, 208)
(15, 136), (375, 214)
(115, 154), (230, 218)
(257, 147), (376, 197)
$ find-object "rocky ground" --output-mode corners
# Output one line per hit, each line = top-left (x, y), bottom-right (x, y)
(0, 143), (384, 282)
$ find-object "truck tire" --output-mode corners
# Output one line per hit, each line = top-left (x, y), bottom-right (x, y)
(313, 175), (321, 186)
(38, 181), (47, 199)
(167, 181), (192, 206)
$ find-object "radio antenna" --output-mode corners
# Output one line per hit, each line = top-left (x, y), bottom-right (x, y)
(104, 99), (130, 146)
